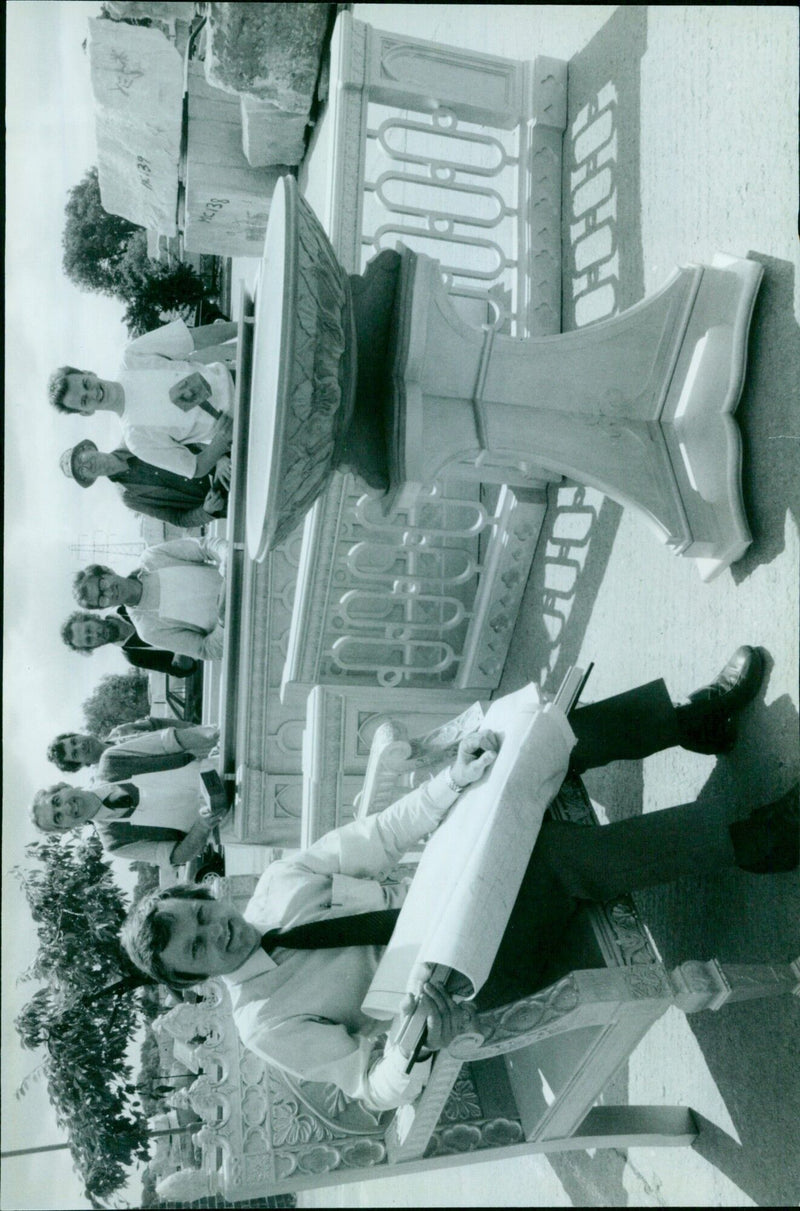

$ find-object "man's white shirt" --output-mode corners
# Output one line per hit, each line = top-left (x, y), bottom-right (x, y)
(223, 769), (462, 1111)
(118, 319), (234, 477)
(91, 760), (214, 866)
(127, 535), (227, 661)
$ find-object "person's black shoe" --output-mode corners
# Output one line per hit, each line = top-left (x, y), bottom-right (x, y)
(730, 784), (799, 873)
(687, 646), (765, 714)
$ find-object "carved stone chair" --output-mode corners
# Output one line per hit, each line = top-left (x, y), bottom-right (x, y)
(356, 713), (800, 1165)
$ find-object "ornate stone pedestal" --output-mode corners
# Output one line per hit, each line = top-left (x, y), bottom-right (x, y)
(246, 175), (762, 581)
(390, 249), (763, 580)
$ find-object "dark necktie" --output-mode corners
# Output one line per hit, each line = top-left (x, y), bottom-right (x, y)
(261, 908), (400, 955)
(104, 782), (140, 818)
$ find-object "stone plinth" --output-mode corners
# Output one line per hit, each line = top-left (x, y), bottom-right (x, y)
(390, 250), (763, 580)
(241, 95), (308, 168)
(205, 2), (330, 112)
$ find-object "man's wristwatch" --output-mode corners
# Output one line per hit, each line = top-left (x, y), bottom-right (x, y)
(444, 767), (468, 795)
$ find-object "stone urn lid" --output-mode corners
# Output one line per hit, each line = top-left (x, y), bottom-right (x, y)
(246, 174), (357, 560)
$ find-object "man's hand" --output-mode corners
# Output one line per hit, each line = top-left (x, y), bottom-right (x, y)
(203, 487), (227, 516)
(169, 372), (213, 410)
(210, 412), (234, 446)
(450, 729), (500, 788)
(398, 970), (477, 1055)
(198, 801), (230, 827)
(213, 454), (232, 489)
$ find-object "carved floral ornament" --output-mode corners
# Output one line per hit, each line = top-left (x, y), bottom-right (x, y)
(451, 975), (581, 1057)
(429, 1117), (524, 1156)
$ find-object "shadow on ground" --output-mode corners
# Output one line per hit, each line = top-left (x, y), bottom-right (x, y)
(632, 692), (800, 1207)
(499, 483), (623, 696)
(501, 6), (799, 1201)
(503, 5), (650, 698)
(562, 5), (647, 332)
(502, 5), (649, 700)
(526, 697), (800, 1207)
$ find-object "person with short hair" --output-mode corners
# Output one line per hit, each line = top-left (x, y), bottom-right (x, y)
(60, 608), (198, 677)
(30, 756), (230, 869)
(72, 535), (228, 661)
(47, 722), (219, 776)
(121, 649), (797, 1112)
(59, 439), (229, 529)
(48, 318), (238, 478)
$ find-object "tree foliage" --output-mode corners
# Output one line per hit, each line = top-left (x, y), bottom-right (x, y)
(62, 165), (220, 337)
(14, 833), (150, 1203)
(122, 261), (208, 338)
(82, 670), (151, 738)
(62, 167), (141, 296)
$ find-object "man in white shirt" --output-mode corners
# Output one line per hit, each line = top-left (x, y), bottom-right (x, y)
(46, 721), (219, 778)
(47, 318), (237, 479)
(30, 757), (230, 869)
(119, 656), (797, 1111)
(60, 608), (198, 677)
(72, 535), (228, 661)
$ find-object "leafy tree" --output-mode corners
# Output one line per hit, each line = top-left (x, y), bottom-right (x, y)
(121, 261), (208, 338)
(82, 671), (150, 738)
(62, 167), (222, 338)
(14, 833), (150, 1203)
(62, 167), (141, 295)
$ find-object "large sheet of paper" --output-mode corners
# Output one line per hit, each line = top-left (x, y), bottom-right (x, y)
(362, 683), (576, 1019)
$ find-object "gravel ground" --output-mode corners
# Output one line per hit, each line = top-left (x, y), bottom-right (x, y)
(300, 7), (799, 1206)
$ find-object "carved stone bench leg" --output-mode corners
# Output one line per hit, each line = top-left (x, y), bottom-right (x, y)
(670, 957), (800, 1012)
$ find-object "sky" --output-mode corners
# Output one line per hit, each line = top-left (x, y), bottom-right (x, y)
(3, 4), (153, 1207)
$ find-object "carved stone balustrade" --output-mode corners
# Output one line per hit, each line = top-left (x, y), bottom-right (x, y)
(301, 683), (488, 844)
(218, 12), (568, 844)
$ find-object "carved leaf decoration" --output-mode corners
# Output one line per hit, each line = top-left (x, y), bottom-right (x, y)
(321, 1083), (352, 1117)
(339, 1138), (385, 1168)
(266, 185), (356, 552)
(440, 1071), (482, 1121)
(296, 1143), (341, 1174)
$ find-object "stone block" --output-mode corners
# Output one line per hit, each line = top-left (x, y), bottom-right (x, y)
(240, 95), (308, 167)
(205, 1), (330, 113)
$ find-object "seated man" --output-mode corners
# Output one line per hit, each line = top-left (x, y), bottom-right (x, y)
(31, 758), (231, 870)
(59, 439), (230, 529)
(72, 535), (228, 661)
(61, 608), (198, 677)
(47, 318), (238, 479)
(47, 722), (219, 779)
(121, 648), (799, 1112)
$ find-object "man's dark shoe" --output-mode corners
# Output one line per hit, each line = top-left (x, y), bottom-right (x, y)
(730, 785), (799, 873)
(688, 645), (765, 714)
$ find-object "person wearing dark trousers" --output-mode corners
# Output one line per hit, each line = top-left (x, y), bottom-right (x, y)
(120, 646), (797, 1111)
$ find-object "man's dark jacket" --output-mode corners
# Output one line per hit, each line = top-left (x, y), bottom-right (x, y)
(116, 605), (194, 676)
(107, 446), (226, 529)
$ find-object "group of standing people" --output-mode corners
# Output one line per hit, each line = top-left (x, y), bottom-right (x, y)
(33, 317), (241, 867)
